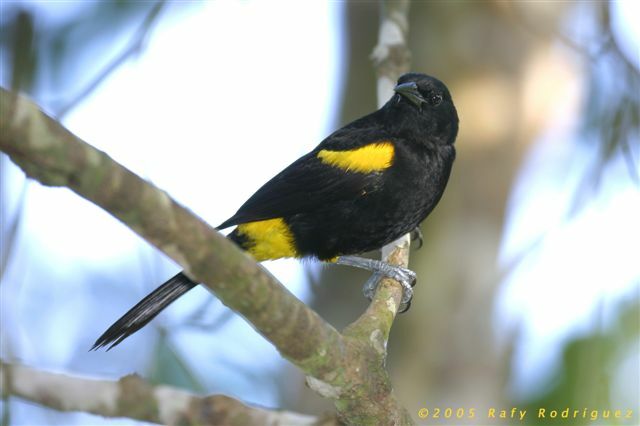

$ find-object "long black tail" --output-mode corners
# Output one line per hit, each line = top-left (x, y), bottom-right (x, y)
(91, 272), (198, 351)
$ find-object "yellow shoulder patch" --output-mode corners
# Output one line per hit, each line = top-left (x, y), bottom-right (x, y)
(317, 142), (394, 173)
(236, 218), (299, 261)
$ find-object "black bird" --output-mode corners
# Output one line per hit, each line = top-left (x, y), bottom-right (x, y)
(93, 72), (459, 350)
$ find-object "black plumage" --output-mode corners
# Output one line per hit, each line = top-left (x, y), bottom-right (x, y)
(93, 72), (458, 350)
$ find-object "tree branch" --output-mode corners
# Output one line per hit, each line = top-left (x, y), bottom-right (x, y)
(373, 0), (412, 278)
(372, 0), (411, 108)
(0, 4), (416, 419)
(303, 1), (415, 423)
(0, 360), (328, 426)
(0, 87), (414, 424)
(343, 0), (413, 361)
(0, 89), (343, 380)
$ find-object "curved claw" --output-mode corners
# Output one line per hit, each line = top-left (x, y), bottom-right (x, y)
(362, 272), (383, 301)
(398, 278), (413, 305)
(398, 299), (412, 314)
(360, 267), (415, 311)
(383, 266), (414, 311)
(410, 227), (424, 250)
(393, 266), (417, 288)
(335, 255), (417, 312)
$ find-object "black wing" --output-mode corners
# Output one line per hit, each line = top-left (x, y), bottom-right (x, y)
(218, 118), (390, 229)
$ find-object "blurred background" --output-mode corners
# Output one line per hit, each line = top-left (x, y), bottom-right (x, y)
(1, 1), (638, 425)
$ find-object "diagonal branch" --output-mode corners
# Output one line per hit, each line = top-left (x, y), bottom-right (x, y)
(1, 3), (417, 415)
(0, 87), (414, 424)
(0, 86), (417, 424)
(0, 360), (329, 426)
(0, 89), (344, 381)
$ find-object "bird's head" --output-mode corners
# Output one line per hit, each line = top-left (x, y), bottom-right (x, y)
(392, 73), (459, 145)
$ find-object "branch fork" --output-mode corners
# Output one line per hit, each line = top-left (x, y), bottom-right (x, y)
(0, 86), (413, 424)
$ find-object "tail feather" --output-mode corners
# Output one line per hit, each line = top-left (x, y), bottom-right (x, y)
(91, 272), (198, 351)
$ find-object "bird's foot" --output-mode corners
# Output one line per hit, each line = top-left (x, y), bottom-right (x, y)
(336, 256), (416, 313)
(410, 226), (424, 250)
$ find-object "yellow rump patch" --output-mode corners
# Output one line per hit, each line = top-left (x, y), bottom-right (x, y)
(317, 142), (394, 173)
(236, 218), (299, 261)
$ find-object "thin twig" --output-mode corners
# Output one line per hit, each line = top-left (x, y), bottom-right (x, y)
(372, 0), (412, 304)
(55, 1), (167, 119)
(0, 168), (27, 283)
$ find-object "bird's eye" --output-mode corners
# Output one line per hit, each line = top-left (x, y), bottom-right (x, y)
(429, 94), (443, 106)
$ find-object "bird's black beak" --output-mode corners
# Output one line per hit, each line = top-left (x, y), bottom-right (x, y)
(394, 81), (426, 108)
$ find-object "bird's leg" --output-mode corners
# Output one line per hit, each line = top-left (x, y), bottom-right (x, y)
(336, 255), (415, 312)
(410, 226), (424, 250)
(362, 272), (384, 300)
